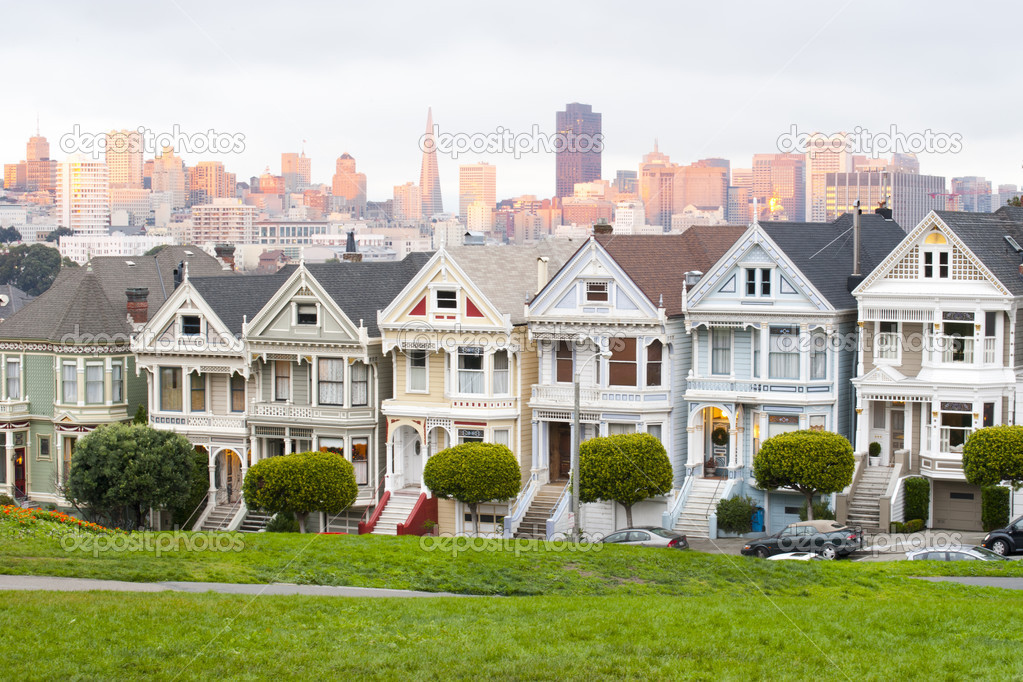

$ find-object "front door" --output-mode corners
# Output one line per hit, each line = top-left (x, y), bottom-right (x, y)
(549, 423), (571, 481)
(869, 401), (887, 465)
(13, 448), (25, 497)
(404, 436), (422, 487)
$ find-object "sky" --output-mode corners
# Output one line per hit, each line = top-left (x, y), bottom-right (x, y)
(1, 0), (1020, 209)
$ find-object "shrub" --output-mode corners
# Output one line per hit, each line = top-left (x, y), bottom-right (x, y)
(962, 425), (1023, 488)
(266, 511), (300, 533)
(716, 495), (758, 534)
(798, 499), (836, 521)
(423, 442), (521, 535)
(982, 485), (1010, 532)
(0, 494), (14, 506)
(890, 521), (905, 533)
(903, 519), (925, 533)
(869, 441), (881, 458)
(579, 433), (673, 529)
(903, 477), (930, 525)
(243, 451), (358, 533)
(752, 430), (854, 520)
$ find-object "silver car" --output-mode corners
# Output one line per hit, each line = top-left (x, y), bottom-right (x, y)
(600, 526), (688, 549)
(906, 545), (1010, 562)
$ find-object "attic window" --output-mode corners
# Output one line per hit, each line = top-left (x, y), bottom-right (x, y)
(436, 290), (457, 309)
(297, 304), (318, 325)
(181, 315), (201, 336)
(125, 261), (136, 267)
(585, 281), (609, 302)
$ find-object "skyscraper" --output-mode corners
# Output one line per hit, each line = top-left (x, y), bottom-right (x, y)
(105, 129), (144, 189)
(25, 132), (56, 192)
(394, 182), (423, 222)
(825, 169), (945, 231)
(555, 102), (601, 198)
(188, 161), (235, 206)
(151, 147), (187, 210)
(331, 153), (367, 217)
(638, 142), (676, 229)
(282, 151), (312, 192)
(459, 162), (496, 218)
(57, 154), (110, 235)
(752, 153), (806, 221)
(951, 176), (992, 212)
(804, 132), (852, 222)
(419, 108), (443, 217)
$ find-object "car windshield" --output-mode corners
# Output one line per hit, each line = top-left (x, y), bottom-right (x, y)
(646, 528), (680, 539)
(972, 545), (1010, 561)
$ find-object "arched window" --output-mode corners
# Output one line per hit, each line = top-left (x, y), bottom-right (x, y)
(646, 340), (663, 386)
(922, 231), (949, 278)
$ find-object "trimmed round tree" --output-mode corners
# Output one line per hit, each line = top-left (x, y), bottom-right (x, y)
(242, 450), (358, 533)
(423, 442), (521, 536)
(962, 425), (1023, 488)
(752, 430), (854, 520)
(579, 432), (673, 529)
(66, 423), (197, 529)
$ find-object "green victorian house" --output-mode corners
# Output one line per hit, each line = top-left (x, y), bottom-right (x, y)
(0, 246), (229, 506)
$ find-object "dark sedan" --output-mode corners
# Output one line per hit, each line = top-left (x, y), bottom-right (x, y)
(982, 515), (1023, 556)
(741, 520), (863, 560)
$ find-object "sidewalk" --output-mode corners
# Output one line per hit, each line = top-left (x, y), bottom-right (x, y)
(0, 575), (464, 597)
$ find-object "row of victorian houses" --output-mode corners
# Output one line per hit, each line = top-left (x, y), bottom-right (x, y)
(4, 206), (1023, 535)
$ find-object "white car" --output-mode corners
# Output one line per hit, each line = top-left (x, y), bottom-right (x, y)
(766, 552), (826, 561)
(906, 545), (1010, 562)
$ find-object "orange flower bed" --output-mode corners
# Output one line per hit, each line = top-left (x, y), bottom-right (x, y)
(0, 505), (115, 533)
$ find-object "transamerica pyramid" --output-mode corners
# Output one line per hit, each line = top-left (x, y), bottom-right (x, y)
(419, 107), (443, 217)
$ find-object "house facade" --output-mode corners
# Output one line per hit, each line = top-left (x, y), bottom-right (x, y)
(851, 207), (1023, 531)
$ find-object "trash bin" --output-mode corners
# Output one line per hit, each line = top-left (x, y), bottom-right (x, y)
(751, 507), (765, 533)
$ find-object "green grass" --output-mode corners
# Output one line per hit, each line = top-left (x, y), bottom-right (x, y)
(2, 588), (1022, 680)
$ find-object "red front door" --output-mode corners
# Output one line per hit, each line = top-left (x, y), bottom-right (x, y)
(13, 448), (25, 496)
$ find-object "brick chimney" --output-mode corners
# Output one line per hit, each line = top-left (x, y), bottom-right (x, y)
(593, 220), (613, 235)
(342, 252), (363, 262)
(214, 243), (236, 271)
(126, 287), (150, 324)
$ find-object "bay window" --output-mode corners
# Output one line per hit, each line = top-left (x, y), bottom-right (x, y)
(318, 358), (344, 405)
(609, 338), (637, 387)
(711, 328), (731, 375)
(160, 367), (182, 411)
(85, 364), (104, 404)
(769, 326), (799, 380)
(457, 348), (485, 394)
(350, 362), (369, 406)
(493, 350), (509, 394)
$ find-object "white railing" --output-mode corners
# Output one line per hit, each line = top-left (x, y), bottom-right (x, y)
(531, 385), (601, 403)
(152, 414), (247, 430)
(0, 400), (29, 415)
(939, 426), (971, 453)
(876, 332), (900, 360)
(939, 335), (974, 364)
(661, 474), (696, 529)
(546, 484), (573, 540)
(250, 402), (315, 419)
(503, 477), (540, 538)
(984, 337), (997, 364)
(886, 468), (906, 526)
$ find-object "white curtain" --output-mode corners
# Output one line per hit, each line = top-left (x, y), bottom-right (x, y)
(492, 351), (509, 394)
(86, 365), (103, 404)
(318, 358), (344, 405)
(63, 364), (77, 404)
(769, 329), (799, 379)
(458, 353), (484, 394)
(6, 360), (19, 400)
(350, 362), (369, 406)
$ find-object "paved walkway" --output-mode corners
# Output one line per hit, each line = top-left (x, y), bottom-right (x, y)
(0, 575), (462, 598)
(915, 577), (1023, 590)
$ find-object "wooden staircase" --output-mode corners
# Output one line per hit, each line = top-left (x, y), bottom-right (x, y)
(513, 482), (568, 540)
(847, 467), (893, 533)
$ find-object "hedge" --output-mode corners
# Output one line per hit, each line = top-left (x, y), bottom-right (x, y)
(981, 485), (1010, 532)
(903, 477), (929, 525)
(716, 496), (758, 534)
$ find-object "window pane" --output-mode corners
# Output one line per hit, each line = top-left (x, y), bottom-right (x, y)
(275, 361), (290, 401)
(609, 338), (637, 386)
(191, 373), (206, 412)
(745, 268), (756, 295)
(297, 304), (317, 325)
(181, 315), (201, 335)
(494, 429), (510, 446)
(493, 350), (509, 394)
(231, 374), (245, 412)
(712, 328), (731, 375)
(436, 290), (457, 309)
(555, 341), (573, 383)
(810, 331), (827, 380)
(160, 367), (182, 411)
(351, 438), (369, 485)
(318, 358), (344, 405)
(458, 352), (484, 394)
(63, 364), (77, 403)
(769, 327), (799, 380)
(586, 281), (608, 302)
(111, 363), (123, 402)
(760, 268), (771, 296)
(6, 360), (19, 400)
(86, 365), (103, 404)
(646, 340), (662, 386)
(351, 362), (369, 406)
(409, 351), (427, 391)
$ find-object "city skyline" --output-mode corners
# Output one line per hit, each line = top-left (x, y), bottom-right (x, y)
(1, 1), (1021, 210)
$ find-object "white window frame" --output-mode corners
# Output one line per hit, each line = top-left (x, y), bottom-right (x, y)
(743, 267), (774, 299)
(492, 350), (510, 395)
(456, 347), (485, 395)
(111, 361), (124, 403)
(407, 350), (428, 393)
(711, 328), (732, 376)
(85, 362), (104, 405)
(874, 321), (901, 363)
(5, 357), (20, 400)
(585, 280), (609, 303)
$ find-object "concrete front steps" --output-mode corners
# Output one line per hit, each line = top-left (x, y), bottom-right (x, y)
(370, 488), (421, 535)
(200, 502), (240, 531)
(239, 509), (271, 533)
(846, 466), (893, 533)
(513, 482), (569, 540)
(675, 478), (728, 539)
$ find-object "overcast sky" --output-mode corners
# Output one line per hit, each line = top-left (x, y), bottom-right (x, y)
(1, 0), (1019, 208)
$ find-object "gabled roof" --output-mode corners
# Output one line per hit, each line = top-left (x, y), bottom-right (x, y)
(932, 207), (1023, 296)
(0, 245), (231, 344)
(186, 269), (297, 335)
(0, 284), (32, 319)
(444, 242), (580, 324)
(759, 213), (904, 310)
(594, 225), (749, 316)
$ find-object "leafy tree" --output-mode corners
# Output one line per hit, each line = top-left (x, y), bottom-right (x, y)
(242, 451), (358, 533)
(579, 432), (673, 528)
(963, 425), (1023, 488)
(171, 448), (211, 528)
(752, 430), (854, 520)
(45, 226), (74, 242)
(423, 442), (521, 535)
(0, 226), (21, 243)
(0, 243), (64, 295)
(61, 256), (79, 268)
(65, 423), (198, 529)
(144, 244), (168, 256)
(132, 404), (148, 425)
(1008, 196), (1023, 208)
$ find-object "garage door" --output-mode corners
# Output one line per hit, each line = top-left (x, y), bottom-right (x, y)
(932, 481), (982, 531)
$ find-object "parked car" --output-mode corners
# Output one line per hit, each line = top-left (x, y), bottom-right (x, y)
(767, 552), (826, 561)
(906, 545), (1010, 562)
(600, 526), (688, 549)
(981, 515), (1023, 556)
(741, 520), (862, 560)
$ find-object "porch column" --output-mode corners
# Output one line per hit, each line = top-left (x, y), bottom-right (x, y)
(249, 435), (258, 464)
(728, 427), (739, 471)
(207, 462), (216, 508)
(903, 403), (913, 459)
(384, 441), (395, 492)
(283, 436), (292, 455)
(855, 399), (869, 454)
(4, 429), (13, 494)
(929, 400), (941, 454)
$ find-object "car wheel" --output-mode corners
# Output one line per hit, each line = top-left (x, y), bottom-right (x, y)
(991, 539), (1011, 556)
(819, 544), (838, 560)
(755, 547), (768, 559)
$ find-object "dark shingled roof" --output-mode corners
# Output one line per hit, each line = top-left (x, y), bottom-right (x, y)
(0, 284), (33, 321)
(596, 225), (750, 316)
(760, 212), (905, 310)
(934, 207), (1023, 296)
(188, 252), (435, 337)
(0, 245), (230, 343)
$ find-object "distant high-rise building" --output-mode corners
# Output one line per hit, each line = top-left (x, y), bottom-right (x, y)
(752, 153), (806, 221)
(459, 163), (496, 218)
(151, 147), (187, 210)
(638, 142), (676, 228)
(677, 159), (728, 211)
(825, 170), (945, 231)
(105, 129), (144, 189)
(951, 176), (993, 213)
(331, 153), (367, 217)
(805, 132), (852, 222)
(419, 108), (443, 217)
(726, 186), (750, 225)
(555, 103), (601, 198)
(25, 132), (56, 192)
(394, 182), (423, 222)
(190, 198), (256, 245)
(282, 151), (312, 192)
(3, 164), (24, 191)
(189, 161), (235, 206)
(612, 201), (645, 234)
(466, 200), (493, 232)
(615, 170), (637, 195)
(57, 154), (110, 235)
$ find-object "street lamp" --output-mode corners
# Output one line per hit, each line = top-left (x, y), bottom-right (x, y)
(571, 345), (612, 543)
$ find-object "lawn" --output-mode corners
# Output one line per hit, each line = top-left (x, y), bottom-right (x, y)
(2, 588), (1021, 680)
